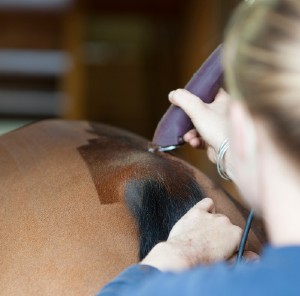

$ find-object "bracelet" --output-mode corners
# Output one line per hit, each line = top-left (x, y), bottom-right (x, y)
(217, 138), (231, 181)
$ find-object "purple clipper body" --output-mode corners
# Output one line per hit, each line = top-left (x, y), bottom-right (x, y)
(151, 45), (223, 150)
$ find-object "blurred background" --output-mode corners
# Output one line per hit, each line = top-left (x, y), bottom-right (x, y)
(0, 0), (240, 194)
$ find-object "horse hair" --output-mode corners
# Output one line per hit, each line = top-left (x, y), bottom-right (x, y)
(79, 122), (205, 260)
(125, 164), (205, 260)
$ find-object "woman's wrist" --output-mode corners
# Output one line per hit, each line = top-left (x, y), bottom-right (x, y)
(140, 242), (191, 272)
(223, 150), (236, 183)
(216, 138), (238, 182)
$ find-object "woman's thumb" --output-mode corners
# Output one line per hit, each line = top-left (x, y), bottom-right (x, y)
(168, 89), (205, 122)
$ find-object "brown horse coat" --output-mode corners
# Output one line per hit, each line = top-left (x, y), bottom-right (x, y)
(0, 120), (265, 295)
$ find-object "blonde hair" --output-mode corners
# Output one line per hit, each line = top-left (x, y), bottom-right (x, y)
(224, 0), (300, 162)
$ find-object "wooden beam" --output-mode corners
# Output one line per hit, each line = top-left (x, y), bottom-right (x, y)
(61, 7), (87, 119)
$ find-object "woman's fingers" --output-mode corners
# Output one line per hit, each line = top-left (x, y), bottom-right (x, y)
(166, 197), (243, 267)
(168, 88), (234, 179)
(183, 129), (199, 142)
(168, 88), (230, 150)
(243, 251), (260, 261)
(169, 89), (207, 123)
(183, 129), (207, 149)
(195, 198), (215, 213)
(228, 251), (260, 264)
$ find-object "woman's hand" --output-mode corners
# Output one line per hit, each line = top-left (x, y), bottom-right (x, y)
(168, 88), (234, 180)
(141, 198), (243, 272)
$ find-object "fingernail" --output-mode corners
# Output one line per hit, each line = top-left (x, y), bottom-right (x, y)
(168, 91), (175, 102)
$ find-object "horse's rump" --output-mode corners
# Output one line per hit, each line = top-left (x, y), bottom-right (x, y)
(0, 120), (265, 295)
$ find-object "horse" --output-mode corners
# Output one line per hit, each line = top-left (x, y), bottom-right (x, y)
(0, 119), (266, 295)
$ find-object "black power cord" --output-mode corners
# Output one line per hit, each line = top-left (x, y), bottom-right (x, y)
(236, 210), (254, 264)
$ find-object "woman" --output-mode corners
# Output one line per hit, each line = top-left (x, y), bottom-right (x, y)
(98, 0), (300, 295)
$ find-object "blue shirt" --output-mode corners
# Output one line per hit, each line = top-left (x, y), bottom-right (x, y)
(97, 246), (300, 296)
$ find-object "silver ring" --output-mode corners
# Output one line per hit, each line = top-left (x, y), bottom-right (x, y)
(217, 138), (231, 181)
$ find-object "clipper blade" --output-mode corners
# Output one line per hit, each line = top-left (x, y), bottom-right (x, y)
(148, 143), (179, 153)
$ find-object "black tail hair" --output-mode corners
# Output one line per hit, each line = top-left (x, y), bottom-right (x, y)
(78, 122), (205, 260)
(125, 174), (204, 260)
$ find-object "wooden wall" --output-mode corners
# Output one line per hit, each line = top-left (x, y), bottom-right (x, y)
(61, 1), (186, 138)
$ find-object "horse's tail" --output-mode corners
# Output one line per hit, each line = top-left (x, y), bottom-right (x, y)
(124, 155), (205, 259)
